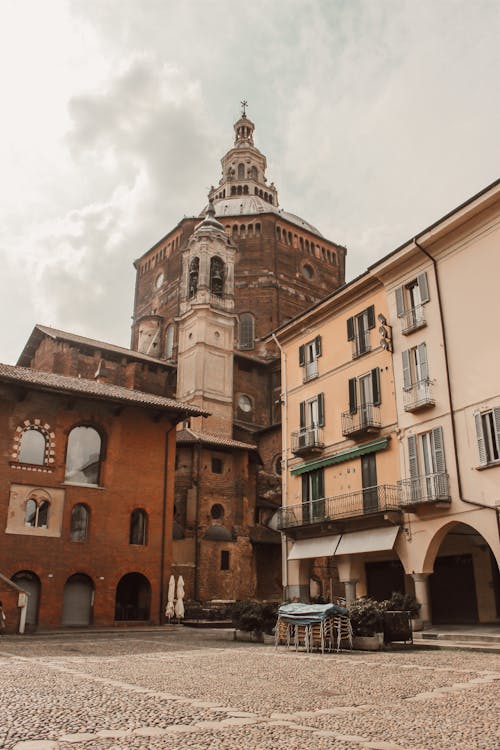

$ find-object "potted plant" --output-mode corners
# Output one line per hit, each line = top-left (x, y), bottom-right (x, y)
(231, 601), (278, 643)
(381, 592), (421, 642)
(348, 598), (384, 650)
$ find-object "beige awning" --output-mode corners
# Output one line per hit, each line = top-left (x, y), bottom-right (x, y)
(288, 534), (341, 560)
(335, 527), (399, 556)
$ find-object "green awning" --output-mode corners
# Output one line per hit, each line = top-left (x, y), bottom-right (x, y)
(290, 437), (390, 476)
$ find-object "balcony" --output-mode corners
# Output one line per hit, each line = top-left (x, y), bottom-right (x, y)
(277, 484), (401, 530)
(398, 472), (450, 509)
(400, 305), (426, 335)
(403, 379), (435, 412)
(341, 404), (381, 439)
(303, 359), (319, 382)
(352, 330), (371, 359)
(291, 426), (324, 457)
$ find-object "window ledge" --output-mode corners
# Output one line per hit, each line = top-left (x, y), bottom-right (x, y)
(64, 481), (104, 490)
(476, 460), (500, 471)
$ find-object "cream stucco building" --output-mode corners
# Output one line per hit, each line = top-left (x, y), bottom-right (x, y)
(275, 178), (500, 625)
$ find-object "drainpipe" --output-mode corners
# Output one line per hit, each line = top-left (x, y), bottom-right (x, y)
(271, 332), (289, 598)
(413, 238), (500, 537)
(194, 441), (202, 602)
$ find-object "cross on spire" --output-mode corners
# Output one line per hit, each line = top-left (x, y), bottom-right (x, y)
(240, 99), (248, 117)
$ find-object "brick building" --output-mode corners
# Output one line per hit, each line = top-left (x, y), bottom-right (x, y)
(0, 363), (204, 631)
(12, 109), (347, 608)
(130, 110), (346, 603)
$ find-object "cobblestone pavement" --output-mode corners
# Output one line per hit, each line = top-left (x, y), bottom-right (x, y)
(0, 628), (499, 750)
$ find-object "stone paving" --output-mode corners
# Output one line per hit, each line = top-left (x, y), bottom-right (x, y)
(0, 628), (498, 749)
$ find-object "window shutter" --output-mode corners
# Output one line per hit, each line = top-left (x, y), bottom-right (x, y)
(367, 305), (376, 329)
(317, 469), (325, 499)
(395, 286), (405, 317)
(408, 435), (418, 479)
(402, 349), (412, 390)
(299, 345), (305, 367)
(348, 378), (357, 414)
(474, 413), (487, 466)
(302, 474), (309, 502)
(347, 317), (354, 341)
(317, 393), (325, 427)
(417, 272), (430, 304)
(417, 342), (429, 381)
(431, 426), (446, 474)
(494, 408), (500, 457)
(314, 335), (322, 357)
(371, 368), (381, 405)
(299, 401), (305, 429)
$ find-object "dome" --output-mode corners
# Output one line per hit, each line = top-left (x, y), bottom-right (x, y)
(200, 196), (324, 238)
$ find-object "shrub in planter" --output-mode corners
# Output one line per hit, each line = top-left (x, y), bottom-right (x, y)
(231, 601), (278, 635)
(383, 591), (421, 618)
(348, 598), (384, 637)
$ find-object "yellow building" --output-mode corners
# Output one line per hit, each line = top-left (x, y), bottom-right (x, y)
(275, 179), (500, 625)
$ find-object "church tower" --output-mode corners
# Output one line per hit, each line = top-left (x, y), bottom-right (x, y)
(176, 199), (237, 435)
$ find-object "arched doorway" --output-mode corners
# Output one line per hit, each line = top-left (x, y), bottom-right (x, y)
(429, 523), (500, 624)
(11, 571), (40, 630)
(61, 574), (94, 626)
(115, 573), (151, 621)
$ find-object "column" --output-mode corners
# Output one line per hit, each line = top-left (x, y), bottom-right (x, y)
(412, 572), (431, 625)
(343, 579), (358, 606)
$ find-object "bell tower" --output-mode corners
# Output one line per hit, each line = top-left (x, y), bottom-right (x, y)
(176, 199), (237, 434)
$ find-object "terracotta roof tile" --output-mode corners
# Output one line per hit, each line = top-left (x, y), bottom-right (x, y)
(176, 428), (256, 451)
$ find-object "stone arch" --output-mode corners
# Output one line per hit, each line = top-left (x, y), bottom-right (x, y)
(115, 572), (151, 621)
(12, 570), (41, 628)
(421, 517), (500, 574)
(61, 573), (94, 626)
(12, 421), (55, 467)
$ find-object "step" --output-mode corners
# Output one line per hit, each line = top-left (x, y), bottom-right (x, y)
(413, 630), (500, 644)
(411, 639), (500, 654)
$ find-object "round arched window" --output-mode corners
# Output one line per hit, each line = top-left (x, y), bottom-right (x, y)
(302, 263), (314, 280)
(274, 456), (282, 476)
(210, 503), (224, 520)
(238, 394), (252, 413)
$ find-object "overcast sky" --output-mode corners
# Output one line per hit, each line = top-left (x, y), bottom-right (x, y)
(1, 0), (499, 364)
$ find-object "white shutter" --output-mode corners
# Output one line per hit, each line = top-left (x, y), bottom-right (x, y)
(431, 427), (446, 474)
(408, 435), (418, 479)
(417, 272), (430, 304)
(402, 349), (412, 390)
(395, 286), (405, 317)
(493, 408), (500, 458)
(417, 342), (429, 381)
(474, 412), (487, 465)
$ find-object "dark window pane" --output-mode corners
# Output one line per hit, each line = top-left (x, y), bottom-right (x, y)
(25, 499), (37, 527)
(70, 504), (89, 542)
(37, 500), (49, 528)
(130, 509), (147, 545)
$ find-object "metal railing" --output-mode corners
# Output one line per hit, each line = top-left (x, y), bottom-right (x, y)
(403, 379), (435, 411)
(352, 330), (371, 359)
(303, 359), (319, 382)
(341, 404), (381, 437)
(277, 484), (401, 530)
(291, 426), (324, 454)
(398, 472), (450, 506)
(400, 305), (426, 335)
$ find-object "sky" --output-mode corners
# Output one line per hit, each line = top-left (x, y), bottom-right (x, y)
(1, 0), (499, 364)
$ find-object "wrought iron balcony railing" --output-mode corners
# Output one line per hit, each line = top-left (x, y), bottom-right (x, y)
(277, 484), (401, 530)
(399, 305), (426, 335)
(341, 404), (381, 438)
(403, 379), (435, 412)
(291, 427), (324, 456)
(352, 330), (371, 359)
(398, 472), (450, 507)
(303, 359), (319, 382)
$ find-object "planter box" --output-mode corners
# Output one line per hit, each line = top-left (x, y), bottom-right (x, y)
(262, 633), (275, 645)
(235, 629), (263, 643)
(383, 611), (412, 644)
(352, 633), (384, 651)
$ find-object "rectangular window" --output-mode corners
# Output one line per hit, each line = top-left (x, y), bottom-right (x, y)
(475, 409), (500, 466)
(298, 336), (321, 381)
(301, 468), (325, 523)
(402, 343), (433, 410)
(221, 550), (230, 570)
(211, 457), (223, 474)
(395, 273), (430, 334)
(347, 306), (375, 358)
(406, 426), (448, 501)
(299, 393), (325, 429)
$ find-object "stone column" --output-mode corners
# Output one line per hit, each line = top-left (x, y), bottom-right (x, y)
(412, 573), (431, 625)
(343, 579), (358, 606)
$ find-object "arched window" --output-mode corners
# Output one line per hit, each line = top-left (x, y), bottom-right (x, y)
(70, 504), (89, 542)
(25, 493), (50, 528)
(250, 166), (258, 180)
(210, 503), (224, 520)
(231, 185), (236, 195)
(239, 313), (255, 350)
(65, 426), (102, 485)
(165, 324), (174, 359)
(237, 163), (245, 179)
(237, 185), (242, 195)
(243, 185), (248, 195)
(18, 428), (46, 465)
(188, 257), (199, 298)
(130, 509), (148, 545)
(240, 224), (246, 238)
(210, 256), (225, 297)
